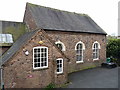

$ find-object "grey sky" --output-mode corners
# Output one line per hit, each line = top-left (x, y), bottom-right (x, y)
(0, 0), (119, 36)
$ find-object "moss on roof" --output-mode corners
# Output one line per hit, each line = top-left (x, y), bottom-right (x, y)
(0, 43), (12, 46)
(27, 2), (88, 17)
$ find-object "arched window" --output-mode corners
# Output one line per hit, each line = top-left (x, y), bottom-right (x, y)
(75, 41), (85, 63)
(92, 41), (101, 60)
(55, 41), (66, 51)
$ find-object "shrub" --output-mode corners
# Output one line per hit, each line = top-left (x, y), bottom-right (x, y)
(45, 83), (56, 90)
(106, 39), (120, 66)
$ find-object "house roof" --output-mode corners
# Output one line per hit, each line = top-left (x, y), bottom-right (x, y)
(27, 3), (107, 35)
(1, 30), (37, 65)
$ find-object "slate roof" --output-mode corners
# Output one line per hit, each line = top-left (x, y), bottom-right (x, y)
(1, 29), (70, 65)
(1, 30), (37, 65)
(27, 3), (107, 35)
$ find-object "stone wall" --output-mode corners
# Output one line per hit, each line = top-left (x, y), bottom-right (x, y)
(45, 30), (106, 73)
(23, 5), (37, 31)
(3, 31), (68, 88)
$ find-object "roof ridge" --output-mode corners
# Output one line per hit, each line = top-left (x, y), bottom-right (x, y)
(27, 2), (89, 17)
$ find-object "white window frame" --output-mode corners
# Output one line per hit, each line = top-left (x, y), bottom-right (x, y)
(75, 41), (85, 63)
(55, 40), (66, 51)
(33, 46), (48, 69)
(56, 58), (63, 74)
(92, 41), (101, 61)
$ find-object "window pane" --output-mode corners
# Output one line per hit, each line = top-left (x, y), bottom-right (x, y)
(41, 53), (44, 57)
(38, 58), (40, 62)
(96, 51), (99, 58)
(59, 60), (62, 63)
(93, 53), (95, 59)
(76, 44), (79, 49)
(57, 69), (59, 72)
(79, 55), (82, 61)
(38, 49), (40, 52)
(41, 63), (44, 67)
(34, 63), (37, 67)
(34, 49), (37, 52)
(59, 67), (62, 72)
(44, 48), (47, 52)
(56, 44), (63, 51)
(79, 56), (82, 61)
(60, 64), (62, 67)
(77, 44), (82, 49)
(44, 62), (47, 66)
(41, 48), (44, 52)
(96, 43), (98, 48)
(44, 53), (47, 57)
(57, 64), (59, 67)
(76, 55), (80, 61)
(38, 63), (40, 67)
(34, 54), (37, 58)
(41, 58), (44, 62)
(57, 60), (59, 63)
(76, 55), (79, 61)
(93, 49), (95, 52)
(34, 59), (37, 62)
(76, 50), (79, 53)
(80, 50), (82, 54)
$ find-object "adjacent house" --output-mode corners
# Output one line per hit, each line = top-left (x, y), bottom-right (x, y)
(1, 3), (107, 88)
(0, 21), (26, 56)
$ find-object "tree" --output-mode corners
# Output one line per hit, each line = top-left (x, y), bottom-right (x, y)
(106, 39), (120, 65)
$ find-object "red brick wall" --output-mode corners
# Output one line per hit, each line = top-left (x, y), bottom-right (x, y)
(23, 5), (37, 31)
(45, 30), (106, 73)
(3, 31), (68, 88)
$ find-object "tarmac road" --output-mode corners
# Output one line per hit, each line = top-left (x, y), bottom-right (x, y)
(67, 67), (118, 88)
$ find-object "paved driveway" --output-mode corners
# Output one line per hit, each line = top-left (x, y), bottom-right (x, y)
(67, 67), (118, 88)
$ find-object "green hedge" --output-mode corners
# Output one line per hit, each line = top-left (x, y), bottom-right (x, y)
(106, 39), (120, 66)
